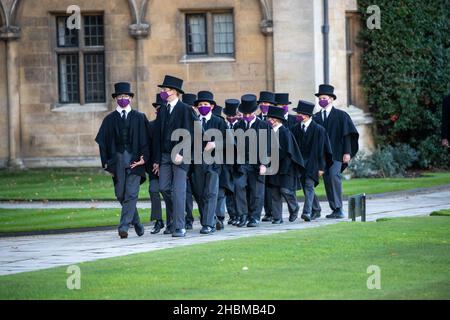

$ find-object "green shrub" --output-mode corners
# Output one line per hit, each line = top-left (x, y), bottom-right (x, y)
(357, 0), (450, 169)
(348, 143), (418, 178)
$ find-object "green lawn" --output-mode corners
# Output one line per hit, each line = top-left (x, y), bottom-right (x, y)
(0, 169), (449, 201)
(0, 208), (199, 233)
(0, 215), (449, 299)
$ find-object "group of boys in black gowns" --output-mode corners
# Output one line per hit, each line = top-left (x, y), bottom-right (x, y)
(96, 76), (359, 238)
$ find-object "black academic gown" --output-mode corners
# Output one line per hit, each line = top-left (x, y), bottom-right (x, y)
(220, 120), (240, 194)
(145, 119), (159, 181)
(292, 120), (333, 187)
(233, 118), (270, 182)
(190, 114), (228, 204)
(267, 125), (305, 190)
(313, 107), (359, 172)
(283, 114), (298, 131)
(95, 110), (150, 185)
(153, 99), (197, 172)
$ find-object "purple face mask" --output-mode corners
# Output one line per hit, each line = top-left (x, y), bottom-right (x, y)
(296, 115), (304, 122)
(198, 106), (211, 116)
(281, 105), (289, 114)
(243, 115), (256, 123)
(160, 91), (170, 102)
(227, 116), (238, 123)
(319, 99), (329, 108)
(259, 105), (269, 114)
(117, 98), (130, 108)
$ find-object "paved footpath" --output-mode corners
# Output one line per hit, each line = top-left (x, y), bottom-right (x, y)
(0, 189), (449, 276)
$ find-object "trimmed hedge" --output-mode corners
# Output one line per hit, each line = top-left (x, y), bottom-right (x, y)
(357, 0), (450, 168)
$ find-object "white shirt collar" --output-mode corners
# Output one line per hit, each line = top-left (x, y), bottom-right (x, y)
(248, 116), (257, 128)
(168, 98), (179, 109)
(227, 119), (237, 127)
(116, 105), (132, 115)
(323, 105), (333, 114)
(201, 112), (212, 122)
(272, 122), (283, 132)
(302, 118), (312, 130)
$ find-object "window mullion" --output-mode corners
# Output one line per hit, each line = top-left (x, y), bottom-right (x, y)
(207, 12), (213, 56)
(79, 17), (85, 105)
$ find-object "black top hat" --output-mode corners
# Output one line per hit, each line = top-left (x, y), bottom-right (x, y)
(294, 100), (315, 116)
(315, 84), (337, 99)
(182, 93), (197, 106)
(275, 93), (291, 105)
(267, 105), (286, 121)
(239, 94), (258, 114)
(224, 99), (240, 116)
(112, 82), (134, 98)
(152, 94), (165, 108)
(212, 105), (223, 117)
(158, 75), (185, 94)
(194, 91), (216, 106)
(257, 91), (276, 105)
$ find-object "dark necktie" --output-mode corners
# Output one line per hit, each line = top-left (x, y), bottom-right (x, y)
(121, 110), (126, 121)
(302, 124), (306, 133)
(202, 118), (207, 130)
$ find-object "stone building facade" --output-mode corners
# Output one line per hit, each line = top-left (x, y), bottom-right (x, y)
(0, 0), (373, 168)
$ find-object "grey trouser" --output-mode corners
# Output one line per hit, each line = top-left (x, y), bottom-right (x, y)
(185, 181), (194, 223)
(234, 165), (265, 221)
(114, 151), (142, 233)
(159, 153), (187, 230)
(301, 177), (321, 215)
(226, 194), (237, 219)
(149, 178), (162, 221)
(199, 170), (219, 228)
(216, 187), (226, 220)
(270, 186), (299, 220)
(323, 160), (343, 211)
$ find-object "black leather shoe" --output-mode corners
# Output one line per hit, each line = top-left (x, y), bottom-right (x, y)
(301, 213), (311, 222)
(227, 218), (235, 225)
(271, 219), (283, 224)
(232, 218), (240, 226)
(185, 221), (193, 230)
(200, 226), (215, 234)
(326, 210), (345, 219)
(247, 219), (259, 227)
(216, 220), (224, 231)
(151, 220), (164, 234)
(311, 212), (321, 220)
(289, 212), (298, 222)
(172, 228), (186, 237)
(262, 214), (273, 222)
(163, 227), (173, 235)
(134, 223), (145, 236)
(118, 230), (128, 239)
(237, 216), (248, 227)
